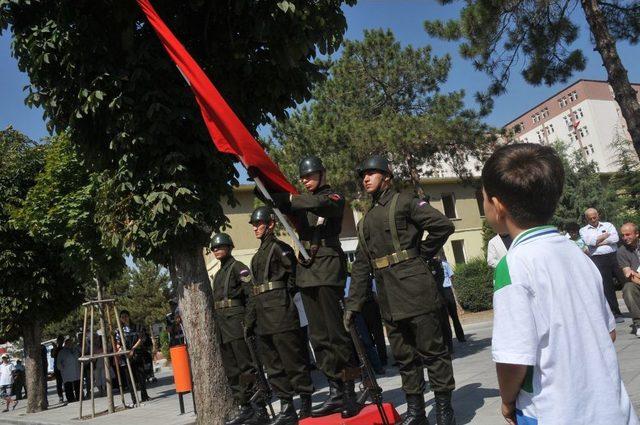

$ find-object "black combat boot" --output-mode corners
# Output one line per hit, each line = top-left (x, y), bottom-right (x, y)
(298, 394), (312, 419)
(401, 394), (429, 425)
(271, 398), (298, 425)
(243, 402), (270, 424)
(340, 380), (361, 418)
(225, 403), (254, 425)
(434, 391), (456, 425)
(311, 380), (344, 417)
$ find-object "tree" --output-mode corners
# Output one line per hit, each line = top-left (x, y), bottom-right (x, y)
(0, 2), (356, 421)
(425, 0), (640, 158)
(609, 133), (640, 224)
(551, 141), (619, 229)
(270, 29), (493, 203)
(0, 127), (84, 413)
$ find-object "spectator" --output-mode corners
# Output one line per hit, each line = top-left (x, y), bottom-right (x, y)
(58, 338), (81, 402)
(565, 222), (588, 254)
(580, 208), (624, 321)
(115, 310), (150, 403)
(0, 354), (17, 412)
(440, 255), (466, 344)
(617, 222), (640, 337)
(52, 335), (65, 403)
(487, 233), (512, 268)
(12, 359), (25, 401)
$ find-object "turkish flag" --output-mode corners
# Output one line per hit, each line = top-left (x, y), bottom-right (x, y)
(136, 0), (297, 195)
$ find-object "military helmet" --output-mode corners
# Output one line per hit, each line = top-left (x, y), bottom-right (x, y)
(298, 155), (325, 177)
(357, 155), (393, 178)
(211, 232), (234, 248)
(249, 206), (276, 224)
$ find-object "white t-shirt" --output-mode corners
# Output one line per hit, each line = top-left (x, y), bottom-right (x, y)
(0, 362), (14, 386)
(442, 260), (454, 288)
(492, 226), (639, 425)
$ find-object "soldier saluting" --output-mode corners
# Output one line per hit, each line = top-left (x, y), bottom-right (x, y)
(344, 156), (457, 425)
(269, 156), (359, 418)
(245, 206), (314, 424)
(210, 233), (266, 425)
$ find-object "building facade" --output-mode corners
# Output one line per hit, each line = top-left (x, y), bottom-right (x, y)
(504, 79), (640, 172)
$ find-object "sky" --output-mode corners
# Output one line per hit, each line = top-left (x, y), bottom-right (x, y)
(1, 1), (639, 142)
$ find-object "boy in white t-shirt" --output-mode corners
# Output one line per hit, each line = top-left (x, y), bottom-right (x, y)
(0, 354), (17, 412)
(482, 143), (639, 425)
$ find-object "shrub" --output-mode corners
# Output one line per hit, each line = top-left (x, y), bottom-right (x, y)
(159, 330), (170, 361)
(453, 257), (494, 312)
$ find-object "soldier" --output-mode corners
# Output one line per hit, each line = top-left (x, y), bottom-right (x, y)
(344, 155), (457, 425)
(210, 233), (267, 425)
(246, 206), (314, 425)
(269, 156), (359, 418)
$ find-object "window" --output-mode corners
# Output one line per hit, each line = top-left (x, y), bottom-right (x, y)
(579, 126), (589, 137)
(441, 193), (457, 219)
(569, 91), (578, 102)
(583, 144), (595, 156)
(558, 97), (567, 107)
(575, 107), (584, 119)
(568, 130), (576, 142)
(541, 107), (549, 118)
(547, 123), (555, 133)
(475, 188), (485, 216)
(451, 240), (467, 264)
(536, 130), (543, 142)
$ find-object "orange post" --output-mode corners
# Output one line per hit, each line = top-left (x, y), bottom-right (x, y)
(170, 344), (193, 393)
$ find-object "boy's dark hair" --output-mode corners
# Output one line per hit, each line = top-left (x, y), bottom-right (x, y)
(564, 222), (580, 233)
(482, 143), (564, 227)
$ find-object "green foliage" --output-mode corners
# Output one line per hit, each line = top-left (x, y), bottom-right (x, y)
(159, 330), (170, 360)
(551, 141), (619, 229)
(107, 259), (171, 328)
(609, 135), (640, 225)
(453, 258), (494, 312)
(425, 1), (639, 114)
(270, 29), (493, 204)
(0, 0), (357, 262)
(481, 219), (496, 256)
(0, 128), (83, 341)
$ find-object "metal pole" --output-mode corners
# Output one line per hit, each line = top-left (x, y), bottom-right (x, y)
(89, 306), (95, 418)
(253, 175), (310, 261)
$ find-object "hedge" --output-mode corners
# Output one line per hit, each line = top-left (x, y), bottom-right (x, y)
(453, 257), (494, 312)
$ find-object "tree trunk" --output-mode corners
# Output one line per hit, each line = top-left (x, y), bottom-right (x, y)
(406, 157), (426, 199)
(22, 322), (47, 413)
(95, 277), (114, 413)
(581, 0), (640, 159)
(169, 244), (232, 424)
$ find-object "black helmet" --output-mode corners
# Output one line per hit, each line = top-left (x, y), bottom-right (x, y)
(357, 155), (393, 178)
(298, 155), (325, 177)
(211, 232), (234, 248)
(249, 206), (276, 224)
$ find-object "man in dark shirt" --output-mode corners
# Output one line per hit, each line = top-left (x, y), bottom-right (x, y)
(617, 222), (640, 336)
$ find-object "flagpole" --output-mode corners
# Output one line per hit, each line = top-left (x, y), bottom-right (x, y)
(251, 174), (312, 262)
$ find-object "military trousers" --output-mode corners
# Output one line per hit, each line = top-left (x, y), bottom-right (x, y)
(300, 285), (355, 381)
(220, 338), (255, 405)
(384, 311), (455, 395)
(258, 329), (314, 399)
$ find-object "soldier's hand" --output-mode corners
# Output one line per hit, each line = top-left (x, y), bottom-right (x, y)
(343, 310), (355, 332)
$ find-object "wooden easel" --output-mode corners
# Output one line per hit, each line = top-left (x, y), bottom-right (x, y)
(78, 299), (139, 419)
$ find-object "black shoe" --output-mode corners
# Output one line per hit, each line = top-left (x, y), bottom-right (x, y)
(270, 399), (298, 425)
(434, 391), (456, 425)
(341, 380), (361, 418)
(401, 394), (428, 425)
(311, 380), (343, 417)
(243, 403), (269, 424)
(225, 404), (254, 425)
(298, 394), (312, 419)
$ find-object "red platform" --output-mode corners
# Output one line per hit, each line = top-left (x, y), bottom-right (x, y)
(300, 403), (401, 425)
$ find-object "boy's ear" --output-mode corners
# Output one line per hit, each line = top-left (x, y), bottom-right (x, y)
(491, 196), (508, 219)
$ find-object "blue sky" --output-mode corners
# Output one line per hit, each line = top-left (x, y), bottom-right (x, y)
(1, 1), (639, 142)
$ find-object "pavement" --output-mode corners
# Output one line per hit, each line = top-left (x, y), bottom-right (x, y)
(2, 299), (640, 425)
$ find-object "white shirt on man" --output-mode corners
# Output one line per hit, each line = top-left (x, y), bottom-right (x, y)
(487, 234), (508, 268)
(492, 226), (638, 425)
(0, 362), (14, 386)
(580, 221), (619, 256)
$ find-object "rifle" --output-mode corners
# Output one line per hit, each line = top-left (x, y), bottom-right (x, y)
(349, 320), (391, 425)
(244, 330), (276, 418)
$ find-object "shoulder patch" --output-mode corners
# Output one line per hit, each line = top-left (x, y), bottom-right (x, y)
(417, 200), (428, 207)
(493, 256), (512, 292)
(328, 193), (342, 201)
(239, 268), (250, 277)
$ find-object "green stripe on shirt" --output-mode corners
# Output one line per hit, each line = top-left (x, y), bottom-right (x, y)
(494, 256), (512, 292)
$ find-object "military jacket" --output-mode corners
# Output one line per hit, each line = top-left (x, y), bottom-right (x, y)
(346, 188), (455, 321)
(247, 233), (300, 335)
(274, 185), (347, 288)
(212, 256), (253, 344)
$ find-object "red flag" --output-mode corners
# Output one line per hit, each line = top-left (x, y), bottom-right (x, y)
(136, 0), (297, 194)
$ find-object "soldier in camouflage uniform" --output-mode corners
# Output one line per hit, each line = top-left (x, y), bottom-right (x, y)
(246, 206), (314, 425)
(344, 156), (457, 425)
(269, 156), (359, 418)
(210, 233), (267, 425)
